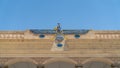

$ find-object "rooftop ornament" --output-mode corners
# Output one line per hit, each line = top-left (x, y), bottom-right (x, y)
(30, 23), (90, 34)
(54, 23), (62, 34)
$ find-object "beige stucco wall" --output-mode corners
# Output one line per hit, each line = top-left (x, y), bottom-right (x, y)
(0, 30), (120, 58)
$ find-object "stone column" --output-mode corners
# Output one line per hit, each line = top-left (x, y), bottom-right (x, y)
(37, 64), (44, 68)
(75, 64), (83, 68)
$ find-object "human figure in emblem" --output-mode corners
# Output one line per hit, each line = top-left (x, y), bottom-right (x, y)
(54, 23), (62, 33)
(57, 23), (61, 32)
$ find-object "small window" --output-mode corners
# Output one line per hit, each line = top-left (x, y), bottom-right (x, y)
(75, 34), (80, 38)
(39, 34), (45, 38)
(57, 43), (63, 47)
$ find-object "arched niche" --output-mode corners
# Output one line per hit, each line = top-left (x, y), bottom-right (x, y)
(42, 57), (77, 65)
(43, 58), (77, 68)
(83, 61), (112, 68)
(82, 58), (113, 68)
(8, 62), (37, 68)
(44, 61), (75, 68)
(5, 58), (38, 66)
(82, 58), (114, 65)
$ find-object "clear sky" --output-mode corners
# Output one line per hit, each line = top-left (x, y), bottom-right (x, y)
(0, 0), (120, 30)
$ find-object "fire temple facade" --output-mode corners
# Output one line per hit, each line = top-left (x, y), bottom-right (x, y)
(0, 25), (120, 68)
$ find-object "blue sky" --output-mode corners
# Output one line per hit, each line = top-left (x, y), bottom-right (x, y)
(0, 0), (120, 30)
